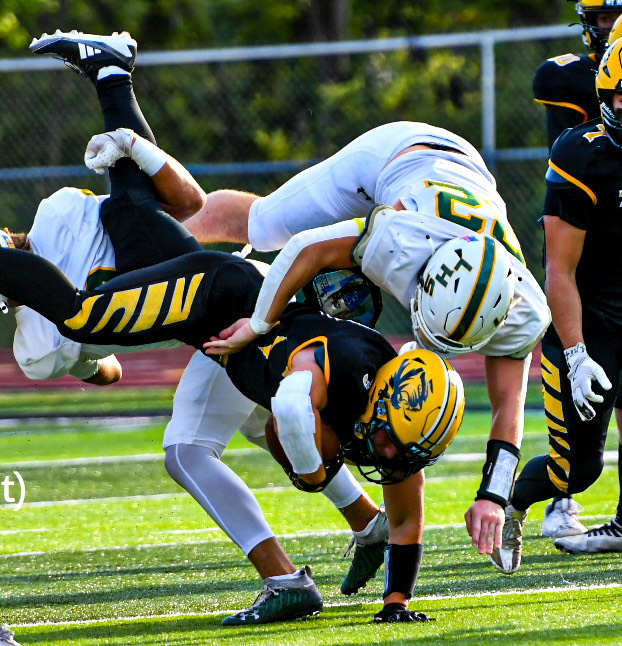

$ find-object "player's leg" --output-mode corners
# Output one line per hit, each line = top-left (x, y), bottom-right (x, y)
(184, 126), (388, 248)
(493, 326), (617, 573)
(241, 410), (389, 595)
(162, 353), (322, 624)
(554, 390), (622, 554)
(30, 30), (202, 266)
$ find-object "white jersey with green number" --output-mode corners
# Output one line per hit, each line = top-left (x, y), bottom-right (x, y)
(247, 121), (548, 358)
(247, 120), (522, 262)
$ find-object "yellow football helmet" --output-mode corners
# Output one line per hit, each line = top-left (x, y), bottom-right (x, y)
(350, 349), (465, 484)
(608, 12), (622, 44)
(576, 0), (622, 55)
(596, 37), (622, 146)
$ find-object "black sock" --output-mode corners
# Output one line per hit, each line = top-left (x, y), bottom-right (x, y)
(512, 455), (562, 511)
(616, 443), (622, 522)
(96, 74), (155, 142)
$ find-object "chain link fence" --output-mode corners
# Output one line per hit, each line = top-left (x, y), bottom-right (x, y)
(0, 25), (585, 343)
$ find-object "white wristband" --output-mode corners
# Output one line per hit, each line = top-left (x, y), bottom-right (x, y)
(249, 315), (273, 335)
(130, 136), (168, 176)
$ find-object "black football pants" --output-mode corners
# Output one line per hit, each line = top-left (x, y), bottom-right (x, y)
(512, 324), (622, 509)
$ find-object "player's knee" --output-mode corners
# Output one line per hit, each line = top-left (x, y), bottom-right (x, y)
(164, 442), (223, 482)
(567, 461), (603, 494)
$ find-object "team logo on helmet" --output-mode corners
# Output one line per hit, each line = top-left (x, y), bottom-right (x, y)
(349, 349), (465, 484)
(411, 234), (515, 357)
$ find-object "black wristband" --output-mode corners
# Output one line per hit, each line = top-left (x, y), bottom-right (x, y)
(475, 439), (520, 508)
(382, 543), (423, 599)
(286, 456), (343, 493)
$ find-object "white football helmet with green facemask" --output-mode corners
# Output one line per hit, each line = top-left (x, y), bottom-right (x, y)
(410, 234), (515, 357)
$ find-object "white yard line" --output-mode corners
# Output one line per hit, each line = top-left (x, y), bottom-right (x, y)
(12, 581), (622, 628)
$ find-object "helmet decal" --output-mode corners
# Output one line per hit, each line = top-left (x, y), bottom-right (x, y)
(349, 349), (464, 484)
(388, 361), (429, 413)
(447, 235), (496, 342)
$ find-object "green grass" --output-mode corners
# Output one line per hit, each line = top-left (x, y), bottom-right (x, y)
(0, 381), (545, 417)
(1, 391), (621, 645)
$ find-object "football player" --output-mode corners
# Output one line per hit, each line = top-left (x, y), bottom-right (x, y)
(16, 31), (390, 625)
(532, 0), (622, 542)
(182, 123), (550, 560)
(0, 225), (465, 626)
(491, 38), (622, 573)
(534, 0), (622, 149)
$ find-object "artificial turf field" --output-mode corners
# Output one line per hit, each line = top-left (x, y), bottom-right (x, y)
(1, 387), (621, 645)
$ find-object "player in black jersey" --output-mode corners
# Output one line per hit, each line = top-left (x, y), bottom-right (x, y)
(534, 0), (622, 149)
(531, 0), (622, 545)
(491, 39), (622, 574)
(0, 233), (464, 622)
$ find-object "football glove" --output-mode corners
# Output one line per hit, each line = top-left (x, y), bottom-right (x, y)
(373, 603), (435, 623)
(564, 342), (612, 421)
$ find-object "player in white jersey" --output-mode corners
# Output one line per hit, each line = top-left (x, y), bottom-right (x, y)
(144, 121), (551, 559)
(18, 30), (390, 626)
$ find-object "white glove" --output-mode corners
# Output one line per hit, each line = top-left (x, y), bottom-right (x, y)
(84, 128), (133, 174)
(564, 342), (612, 421)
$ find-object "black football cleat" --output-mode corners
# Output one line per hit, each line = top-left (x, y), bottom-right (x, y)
(29, 30), (136, 78)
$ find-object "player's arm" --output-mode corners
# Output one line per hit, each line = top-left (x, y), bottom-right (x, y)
(86, 131), (206, 220)
(465, 356), (524, 554)
(203, 221), (360, 356)
(542, 214), (585, 347)
(80, 354), (122, 386)
(271, 346), (330, 488)
(150, 154), (206, 221)
(375, 471), (433, 623)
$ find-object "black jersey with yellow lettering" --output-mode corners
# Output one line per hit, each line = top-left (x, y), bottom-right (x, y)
(544, 118), (622, 330)
(226, 307), (396, 441)
(0, 246), (396, 440)
(533, 53), (600, 149)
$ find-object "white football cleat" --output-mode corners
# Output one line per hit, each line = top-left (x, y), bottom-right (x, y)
(555, 519), (622, 554)
(490, 504), (528, 574)
(542, 497), (588, 538)
(0, 624), (21, 646)
(84, 128), (134, 173)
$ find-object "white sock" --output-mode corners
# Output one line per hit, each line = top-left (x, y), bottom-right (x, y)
(97, 66), (130, 80)
(269, 570), (303, 581)
(353, 511), (379, 539)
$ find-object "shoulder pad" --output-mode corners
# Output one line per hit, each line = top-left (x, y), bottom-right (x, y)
(533, 54), (596, 104)
(351, 205), (395, 265)
(546, 122), (603, 202)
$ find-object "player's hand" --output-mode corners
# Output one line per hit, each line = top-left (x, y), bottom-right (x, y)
(564, 342), (612, 421)
(203, 318), (258, 356)
(373, 603), (435, 623)
(465, 499), (504, 555)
